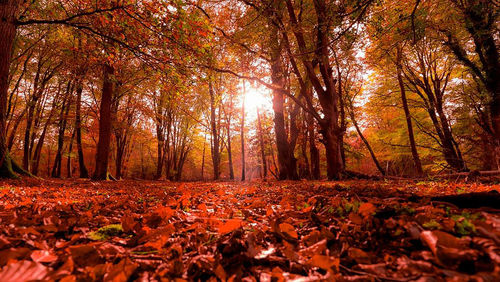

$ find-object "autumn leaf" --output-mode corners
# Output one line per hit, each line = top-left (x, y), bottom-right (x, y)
(358, 203), (376, 217)
(0, 260), (49, 282)
(103, 258), (138, 282)
(155, 206), (175, 219)
(308, 255), (339, 271)
(214, 264), (226, 281)
(279, 223), (298, 239)
(218, 219), (242, 234)
(30, 250), (58, 263)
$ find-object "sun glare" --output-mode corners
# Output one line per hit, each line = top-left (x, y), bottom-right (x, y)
(244, 87), (272, 114)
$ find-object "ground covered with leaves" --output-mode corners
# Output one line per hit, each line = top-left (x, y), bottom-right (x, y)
(0, 179), (499, 281)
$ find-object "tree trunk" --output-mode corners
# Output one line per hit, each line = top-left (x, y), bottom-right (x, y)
(269, 11), (297, 180)
(226, 95), (235, 180)
(209, 79), (220, 180)
(257, 107), (267, 178)
(75, 73), (89, 178)
(396, 46), (423, 176)
(0, 0), (30, 178)
(115, 142), (124, 179)
(32, 97), (58, 175)
(348, 104), (385, 175)
(66, 128), (75, 178)
(227, 125), (234, 180)
(92, 64), (114, 180)
(52, 89), (72, 178)
(321, 121), (343, 180)
(241, 82), (246, 181)
(447, 0), (499, 167)
(308, 113), (320, 180)
(7, 107), (26, 150)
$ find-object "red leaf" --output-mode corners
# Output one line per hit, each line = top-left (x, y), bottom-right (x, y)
(218, 219), (242, 234)
(358, 203), (376, 217)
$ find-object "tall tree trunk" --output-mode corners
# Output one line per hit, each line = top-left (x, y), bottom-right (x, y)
(227, 126), (234, 180)
(226, 96), (235, 180)
(201, 133), (206, 180)
(115, 142), (124, 179)
(155, 134), (164, 179)
(7, 107), (26, 150)
(321, 121), (343, 180)
(307, 113), (320, 180)
(75, 74), (89, 178)
(66, 128), (75, 178)
(52, 91), (71, 178)
(284, 0), (343, 179)
(269, 10), (297, 180)
(257, 107), (268, 178)
(32, 97), (58, 175)
(348, 103), (385, 175)
(92, 64), (114, 180)
(209, 79), (220, 180)
(241, 82), (246, 181)
(396, 46), (423, 176)
(446, 0), (500, 167)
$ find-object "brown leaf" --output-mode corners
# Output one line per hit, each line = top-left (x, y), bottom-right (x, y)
(68, 243), (104, 267)
(214, 264), (226, 281)
(31, 250), (58, 263)
(120, 215), (138, 233)
(279, 223), (298, 239)
(299, 239), (327, 257)
(0, 260), (49, 282)
(308, 255), (339, 271)
(348, 248), (371, 264)
(103, 258), (138, 282)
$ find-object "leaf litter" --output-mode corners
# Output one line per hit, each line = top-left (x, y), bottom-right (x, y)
(0, 178), (499, 281)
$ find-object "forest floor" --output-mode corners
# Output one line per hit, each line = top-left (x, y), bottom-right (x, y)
(0, 178), (499, 281)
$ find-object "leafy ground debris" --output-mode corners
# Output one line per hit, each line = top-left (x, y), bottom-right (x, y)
(0, 178), (499, 281)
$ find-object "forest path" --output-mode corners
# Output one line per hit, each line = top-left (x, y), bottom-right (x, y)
(0, 179), (498, 280)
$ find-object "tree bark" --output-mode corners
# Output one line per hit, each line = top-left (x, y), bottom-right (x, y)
(52, 82), (72, 178)
(92, 64), (114, 180)
(241, 82), (246, 181)
(396, 46), (424, 176)
(307, 113), (320, 179)
(257, 107), (268, 178)
(446, 0), (500, 166)
(66, 128), (75, 178)
(284, 0), (343, 179)
(0, 0), (27, 178)
(348, 102), (385, 175)
(75, 75), (89, 178)
(226, 95), (235, 180)
(209, 79), (220, 180)
(268, 4), (297, 180)
(227, 123), (235, 180)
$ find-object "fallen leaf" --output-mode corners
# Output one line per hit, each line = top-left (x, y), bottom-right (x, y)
(103, 258), (138, 282)
(308, 255), (339, 271)
(218, 219), (242, 234)
(279, 223), (298, 239)
(31, 250), (58, 263)
(0, 260), (48, 282)
(358, 203), (376, 217)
